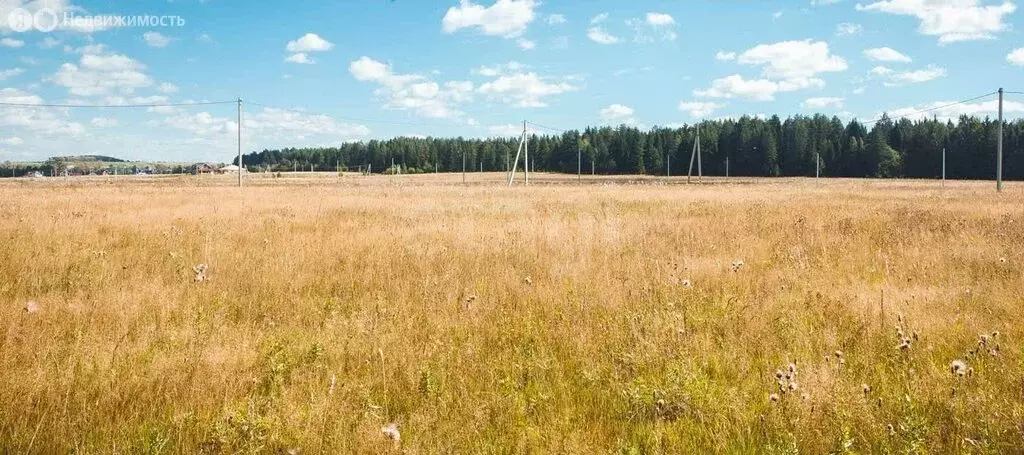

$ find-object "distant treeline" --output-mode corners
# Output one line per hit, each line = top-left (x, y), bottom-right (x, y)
(240, 114), (1024, 180)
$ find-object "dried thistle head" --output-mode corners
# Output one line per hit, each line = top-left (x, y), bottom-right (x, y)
(769, 393), (780, 403)
(950, 360), (967, 377)
(381, 422), (401, 442)
(193, 264), (208, 282)
(862, 384), (872, 395)
(681, 279), (692, 288)
(23, 300), (40, 314)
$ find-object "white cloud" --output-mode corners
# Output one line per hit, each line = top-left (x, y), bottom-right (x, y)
(587, 27), (620, 44)
(285, 53), (315, 64)
(51, 53), (153, 97)
(0, 88), (85, 136)
(517, 38), (535, 50)
(546, 14), (566, 25)
(442, 0), (537, 38)
(1, 38), (24, 48)
(627, 13), (678, 42)
(591, 13), (609, 24)
(477, 72), (578, 107)
(695, 74), (824, 101)
(599, 103), (636, 124)
(143, 31), (172, 48)
(715, 51), (737, 61)
(802, 97), (845, 108)
(90, 117), (118, 127)
(836, 22), (863, 35)
(870, 64), (946, 85)
(880, 98), (1022, 121)
(242, 108), (371, 143)
(864, 46), (912, 62)
(473, 61), (529, 76)
(813, 0), (843, 5)
(350, 56), (474, 119)
(286, 33), (334, 52)
(856, 0), (1016, 43)
(646, 12), (675, 26)
(737, 40), (848, 79)
(39, 37), (61, 49)
(1, 136), (24, 146)
(488, 123), (523, 137)
(773, 10), (784, 20)
(678, 101), (723, 117)
(158, 82), (178, 94)
(0, 68), (25, 80)
(1007, 48), (1024, 65)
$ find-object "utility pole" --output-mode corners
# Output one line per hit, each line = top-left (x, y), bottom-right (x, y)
(942, 147), (946, 187)
(997, 87), (1004, 192)
(726, 156), (729, 178)
(816, 152), (820, 180)
(462, 147), (466, 184)
(577, 132), (582, 182)
(524, 120), (529, 185)
(237, 98), (242, 188)
(667, 153), (671, 177)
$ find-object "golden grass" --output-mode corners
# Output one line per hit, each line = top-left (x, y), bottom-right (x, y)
(1, 174), (1022, 453)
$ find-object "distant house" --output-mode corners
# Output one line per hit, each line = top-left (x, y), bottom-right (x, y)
(193, 163), (217, 174)
(217, 164), (247, 174)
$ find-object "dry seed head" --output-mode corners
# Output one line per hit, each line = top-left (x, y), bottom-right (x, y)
(769, 393), (780, 403)
(682, 279), (692, 288)
(979, 334), (989, 346)
(381, 423), (401, 442)
(193, 264), (208, 282)
(950, 360), (966, 377)
(862, 384), (871, 395)
(523, 276), (533, 285)
(23, 300), (40, 314)
(788, 363), (797, 375)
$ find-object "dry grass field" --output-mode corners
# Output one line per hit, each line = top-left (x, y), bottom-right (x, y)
(1, 173), (1022, 453)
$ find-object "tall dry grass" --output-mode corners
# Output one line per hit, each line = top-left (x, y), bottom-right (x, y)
(0, 174), (1022, 453)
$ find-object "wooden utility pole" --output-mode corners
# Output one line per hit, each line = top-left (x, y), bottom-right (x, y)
(997, 88), (1004, 192)
(237, 98), (242, 188)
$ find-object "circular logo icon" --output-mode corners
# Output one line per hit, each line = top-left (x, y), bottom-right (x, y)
(7, 8), (34, 32)
(33, 8), (59, 33)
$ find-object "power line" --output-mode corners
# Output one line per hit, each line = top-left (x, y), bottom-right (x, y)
(863, 91), (997, 125)
(1003, 90), (1024, 95)
(0, 100), (237, 108)
(245, 101), (455, 128)
(527, 121), (568, 133)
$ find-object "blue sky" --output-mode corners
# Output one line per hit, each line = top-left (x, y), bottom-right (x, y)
(2, 0), (1024, 162)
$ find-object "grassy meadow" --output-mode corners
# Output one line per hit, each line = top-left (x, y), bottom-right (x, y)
(0, 173), (1022, 453)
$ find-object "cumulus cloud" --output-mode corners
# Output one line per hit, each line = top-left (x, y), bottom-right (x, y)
(695, 74), (824, 101)
(678, 101), (724, 117)
(802, 97), (845, 108)
(696, 40), (845, 101)
(836, 22), (863, 35)
(869, 64), (946, 85)
(864, 47), (912, 62)
(587, 27), (620, 44)
(879, 98), (1022, 121)
(143, 31), (172, 48)
(51, 53), (153, 97)
(285, 33), (333, 64)
(856, 0), (1016, 43)
(477, 72), (578, 107)
(1, 38), (24, 48)
(442, 0), (537, 38)
(286, 33), (334, 52)
(599, 103), (636, 124)
(350, 56), (474, 119)
(1007, 48), (1024, 65)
